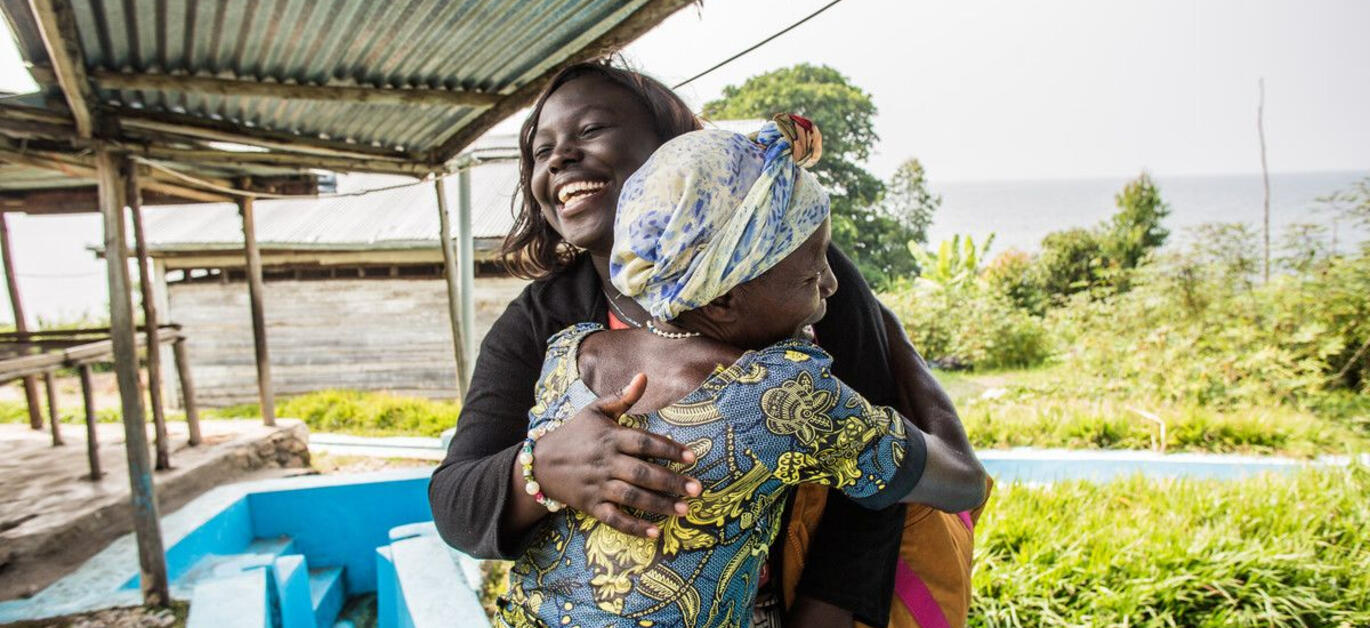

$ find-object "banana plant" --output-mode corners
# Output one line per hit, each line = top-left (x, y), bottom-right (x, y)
(908, 233), (996, 287)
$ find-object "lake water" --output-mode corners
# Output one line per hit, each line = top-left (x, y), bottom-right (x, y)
(928, 170), (1369, 256)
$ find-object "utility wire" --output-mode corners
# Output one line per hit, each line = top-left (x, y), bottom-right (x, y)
(672, 0), (848, 90)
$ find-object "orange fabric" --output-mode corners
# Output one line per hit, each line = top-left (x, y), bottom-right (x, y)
(781, 479), (993, 628)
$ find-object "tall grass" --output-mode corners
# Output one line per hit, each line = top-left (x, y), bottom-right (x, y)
(973, 465), (1370, 626)
(210, 389), (460, 437)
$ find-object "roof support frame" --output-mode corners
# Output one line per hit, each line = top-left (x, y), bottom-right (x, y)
(92, 71), (504, 108)
(27, 0), (97, 137)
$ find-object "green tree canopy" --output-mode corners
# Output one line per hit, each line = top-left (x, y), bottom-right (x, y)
(1105, 172), (1171, 269)
(703, 64), (924, 287)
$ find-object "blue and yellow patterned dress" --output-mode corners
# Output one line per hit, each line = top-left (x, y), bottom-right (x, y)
(498, 323), (926, 628)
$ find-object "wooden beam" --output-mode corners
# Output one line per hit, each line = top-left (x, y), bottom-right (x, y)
(237, 194), (276, 426)
(93, 70), (503, 108)
(0, 145), (233, 203)
(112, 108), (413, 161)
(0, 212), (45, 429)
(434, 178), (468, 398)
(43, 369), (62, 446)
(427, 0), (695, 164)
(96, 144), (169, 606)
(128, 160), (171, 470)
(79, 363), (102, 479)
(172, 338), (201, 446)
(27, 0), (96, 137)
(126, 145), (431, 176)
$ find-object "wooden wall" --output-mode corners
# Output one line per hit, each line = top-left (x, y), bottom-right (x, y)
(164, 276), (528, 406)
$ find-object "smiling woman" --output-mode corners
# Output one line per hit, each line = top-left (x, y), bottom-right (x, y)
(430, 60), (986, 628)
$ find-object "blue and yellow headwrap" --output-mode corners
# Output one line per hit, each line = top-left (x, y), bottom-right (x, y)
(610, 114), (828, 320)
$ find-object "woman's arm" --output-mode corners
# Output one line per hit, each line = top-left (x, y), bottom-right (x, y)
(429, 287), (698, 559)
(883, 304), (988, 512)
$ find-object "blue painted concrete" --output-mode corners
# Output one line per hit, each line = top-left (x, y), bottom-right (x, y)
(272, 555), (315, 628)
(308, 566), (345, 628)
(247, 477), (431, 594)
(186, 568), (270, 628)
(977, 449), (1312, 484)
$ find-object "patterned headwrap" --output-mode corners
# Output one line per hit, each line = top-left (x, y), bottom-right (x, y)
(610, 113), (828, 320)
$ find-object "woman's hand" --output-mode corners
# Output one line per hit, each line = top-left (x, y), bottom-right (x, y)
(514, 374), (702, 538)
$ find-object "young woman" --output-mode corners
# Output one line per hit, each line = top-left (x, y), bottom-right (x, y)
(497, 118), (984, 628)
(429, 61), (984, 627)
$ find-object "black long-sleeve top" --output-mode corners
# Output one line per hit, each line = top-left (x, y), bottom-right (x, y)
(429, 246), (905, 626)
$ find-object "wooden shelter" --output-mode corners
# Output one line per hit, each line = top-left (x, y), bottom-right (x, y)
(0, 0), (693, 605)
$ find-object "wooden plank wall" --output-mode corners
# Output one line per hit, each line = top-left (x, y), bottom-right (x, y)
(165, 277), (528, 406)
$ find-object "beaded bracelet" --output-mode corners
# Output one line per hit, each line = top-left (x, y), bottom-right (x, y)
(519, 420), (565, 512)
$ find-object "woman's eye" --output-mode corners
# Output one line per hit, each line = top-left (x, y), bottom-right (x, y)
(533, 146), (552, 160)
(580, 124), (604, 136)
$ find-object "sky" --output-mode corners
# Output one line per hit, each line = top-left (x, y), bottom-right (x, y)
(1, 0), (1368, 323)
(5, 0), (1369, 181)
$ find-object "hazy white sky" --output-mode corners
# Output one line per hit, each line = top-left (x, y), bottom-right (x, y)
(4, 0), (1368, 181)
(0, 0), (1368, 323)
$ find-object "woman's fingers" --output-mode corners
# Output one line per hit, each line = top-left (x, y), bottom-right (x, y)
(614, 427), (698, 466)
(592, 502), (660, 538)
(603, 479), (682, 518)
(597, 372), (648, 418)
(612, 458), (699, 506)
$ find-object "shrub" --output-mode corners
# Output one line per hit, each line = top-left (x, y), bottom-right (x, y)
(882, 278), (1051, 370)
(973, 465), (1370, 626)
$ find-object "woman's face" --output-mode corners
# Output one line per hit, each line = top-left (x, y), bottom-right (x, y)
(529, 77), (661, 255)
(724, 219), (838, 348)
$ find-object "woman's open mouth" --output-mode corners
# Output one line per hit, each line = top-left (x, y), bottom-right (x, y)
(555, 179), (610, 217)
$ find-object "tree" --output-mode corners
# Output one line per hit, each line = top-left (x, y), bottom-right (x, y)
(703, 64), (921, 286)
(1034, 227), (1107, 299)
(1105, 172), (1171, 269)
(884, 158), (939, 247)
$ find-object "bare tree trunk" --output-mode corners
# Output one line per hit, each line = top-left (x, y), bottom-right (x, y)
(1257, 78), (1271, 283)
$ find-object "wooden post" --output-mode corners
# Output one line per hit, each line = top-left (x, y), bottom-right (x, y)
(237, 194), (275, 425)
(79, 363), (102, 479)
(43, 369), (63, 446)
(434, 178), (469, 398)
(457, 169), (476, 368)
(127, 164), (171, 469)
(97, 145), (169, 606)
(1257, 78), (1271, 284)
(0, 213), (45, 430)
(172, 338), (201, 446)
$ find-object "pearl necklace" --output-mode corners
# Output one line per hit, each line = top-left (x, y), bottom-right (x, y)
(602, 288), (642, 328)
(646, 320), (701, 339)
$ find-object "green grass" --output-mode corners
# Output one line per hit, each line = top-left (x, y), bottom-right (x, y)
(936, 366), (1369, 457)
(972, 465), (1370, 626)
(208, 389), (460, 438)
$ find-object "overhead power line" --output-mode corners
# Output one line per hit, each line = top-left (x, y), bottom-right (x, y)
(672, 0), (848, 90)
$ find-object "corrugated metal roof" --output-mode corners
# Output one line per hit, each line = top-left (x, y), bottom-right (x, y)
(12, 0), (655, 155)
(140, 160), (519, 252)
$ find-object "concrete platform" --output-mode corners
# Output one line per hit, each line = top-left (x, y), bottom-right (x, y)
(0, 419), (312, 602)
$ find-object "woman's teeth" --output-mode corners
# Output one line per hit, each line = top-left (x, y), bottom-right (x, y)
(557, 180), (607, 205)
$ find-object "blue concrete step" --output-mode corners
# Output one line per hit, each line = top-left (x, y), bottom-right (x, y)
(186, 569), (270, 628)
(159, 535), (298, 595)
(309, 566), (345, 628)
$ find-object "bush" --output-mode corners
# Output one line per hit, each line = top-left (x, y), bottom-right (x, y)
(210, 390), (461, 437)
(882, 278), (1051, 370)
(956, 370), (1366, 456)
(1047, 242), (1370, 408)
(973, 465), (1370, 626)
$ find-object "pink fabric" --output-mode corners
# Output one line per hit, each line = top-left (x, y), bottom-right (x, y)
(893, 560), (952, 628)
(957, 510), (974, 532)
